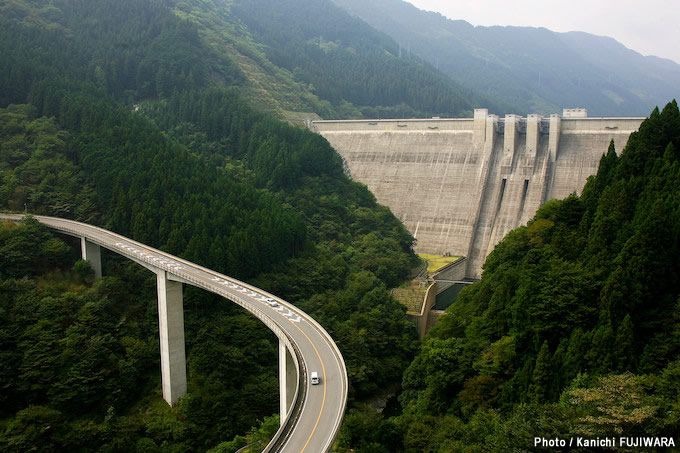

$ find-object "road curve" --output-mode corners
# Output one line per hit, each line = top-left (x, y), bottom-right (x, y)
(0, 214), (348, 453)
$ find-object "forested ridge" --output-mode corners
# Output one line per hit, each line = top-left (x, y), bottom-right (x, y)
(1, 0), (503, 121)
(0, 0), (419, 451)
(331, 0), (680, 117)
(0, 0), (242, 106)
(171, 0), (508, 120)
(227, 0), (502, 119)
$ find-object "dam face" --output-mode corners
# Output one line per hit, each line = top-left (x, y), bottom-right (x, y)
(312, 109), (644, 278)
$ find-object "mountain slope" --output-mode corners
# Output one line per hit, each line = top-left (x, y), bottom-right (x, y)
(167, 0), (510, 119)
(168, 0), (331, 122)
(0, 0), (421, 449)
(332, 0), (680, 116)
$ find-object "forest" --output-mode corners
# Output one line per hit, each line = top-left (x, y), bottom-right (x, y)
(0, 0), (419, 450)
(1, 0), (679, 452)
(337, 104), (680, 451)
(228, 0), (491, 119)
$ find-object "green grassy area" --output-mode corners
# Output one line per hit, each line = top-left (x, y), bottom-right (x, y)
(418, 254), (460, 274)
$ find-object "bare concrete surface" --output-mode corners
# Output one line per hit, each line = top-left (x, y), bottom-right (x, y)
(314, 110), (643, 278)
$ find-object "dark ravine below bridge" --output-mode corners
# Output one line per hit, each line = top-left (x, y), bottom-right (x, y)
(0, 214), (348, 453)
(311, 109), (644, 278)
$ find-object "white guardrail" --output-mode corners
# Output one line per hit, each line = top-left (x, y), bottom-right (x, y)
(0, 213), (348, 453)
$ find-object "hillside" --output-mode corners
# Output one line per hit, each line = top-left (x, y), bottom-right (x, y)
(1, 0), (504, 121)
(332, 0), (680, 116)
(336, 103), (680, 450)
(0, 0), (421, 450)
(166, 0), (510, 120)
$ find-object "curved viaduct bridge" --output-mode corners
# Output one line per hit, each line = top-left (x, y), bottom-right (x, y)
(0, 214), (348, 453)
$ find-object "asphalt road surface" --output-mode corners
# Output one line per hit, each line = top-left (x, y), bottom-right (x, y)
(0, 214), (348, 452)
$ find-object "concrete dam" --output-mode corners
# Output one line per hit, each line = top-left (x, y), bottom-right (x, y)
(312, 109), (644, 279)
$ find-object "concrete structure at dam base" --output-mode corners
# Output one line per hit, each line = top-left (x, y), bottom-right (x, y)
(312, 109), (644, 279)
(403, 257), (470, 337)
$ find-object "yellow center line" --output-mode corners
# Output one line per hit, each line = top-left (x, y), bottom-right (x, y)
(185, 262), (328, 451)
(289, 319), (326, 452)
(145, 252), (328, 451)
(40, 222), (327, 452)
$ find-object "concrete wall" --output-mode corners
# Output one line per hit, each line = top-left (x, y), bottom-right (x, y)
(406, 281), (437, 338)
(427, 310), (446, 331)
(432, 257), (467, 294)
(314, 110), (644, 278)
(309, 118), (473, 133)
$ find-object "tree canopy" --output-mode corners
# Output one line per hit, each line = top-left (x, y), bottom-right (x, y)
(0, 0), (420, 450)
(337, 102), (680, 451)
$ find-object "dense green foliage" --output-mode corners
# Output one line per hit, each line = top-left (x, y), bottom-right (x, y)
(228, 0), (495, 118)
(0, 0), (241, 107)
(164, 0), (352, 120)
(0, 0), (420, 450)
(2, 1), (680, 452)
(0, 105), (97, 220)
(337, 104), (680, 451)
(148, 88), (344, 190)
(1, 94), (304, 280)
(0, 218), (286, 451)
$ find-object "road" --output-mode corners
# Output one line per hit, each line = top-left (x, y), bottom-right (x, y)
(0, 214), (347, 453)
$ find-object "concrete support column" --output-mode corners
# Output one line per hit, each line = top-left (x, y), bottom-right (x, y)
(473, 109), (488, 145)
(548, 114), (561, 163)
(157, 270), (187, 406)
(543, 114), (562, 202)
(486, 115), (499, 144)
(502, 115), (520, 170)
(80, 237), (102, 279)
(526, 114), (542, 169)
(465, 114), (498, 277)
(279, 340), (297, 424)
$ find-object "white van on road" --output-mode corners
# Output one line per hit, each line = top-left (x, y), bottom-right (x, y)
(311, 371), (320, 385)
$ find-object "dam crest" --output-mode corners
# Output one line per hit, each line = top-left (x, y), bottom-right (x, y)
(312, 109), (644, 278)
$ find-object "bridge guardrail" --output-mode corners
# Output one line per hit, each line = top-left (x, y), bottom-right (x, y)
(0, 213), (346, 453)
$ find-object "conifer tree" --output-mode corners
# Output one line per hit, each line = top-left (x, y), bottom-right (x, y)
(529, 341), (551, 403)
(615, 314), (635, 371)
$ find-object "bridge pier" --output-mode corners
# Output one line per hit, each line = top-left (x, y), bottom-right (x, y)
(279, 340), (297, 424)
(80, 237), (102, 279)
(157, 270), (187, 406)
